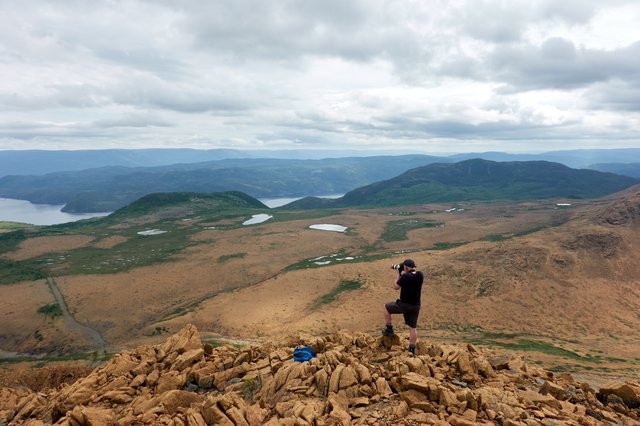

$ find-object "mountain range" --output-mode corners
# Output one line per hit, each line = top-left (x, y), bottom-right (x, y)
(0, 155), (442, 212)
(1, 155), (638, 213)
(590, 162), (640, 178)
(2, 148), (640, 178)
(0, 148), (384, 177)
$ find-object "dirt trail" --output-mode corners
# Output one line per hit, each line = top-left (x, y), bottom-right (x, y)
(46, 277), (106, 350)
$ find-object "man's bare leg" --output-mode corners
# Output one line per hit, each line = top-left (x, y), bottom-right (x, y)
(383, 305), (394, 336)
(409, 327), (417, 346)
(409, 327), (417, 354)
(384, 305), (392, 325)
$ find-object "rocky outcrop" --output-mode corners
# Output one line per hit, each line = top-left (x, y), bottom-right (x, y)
(562, 231), (625, 258)
(594, 192), (640, 226)
(1, 324), (639, 425)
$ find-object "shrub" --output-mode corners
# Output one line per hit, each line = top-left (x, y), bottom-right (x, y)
(37, 303), (63, 319)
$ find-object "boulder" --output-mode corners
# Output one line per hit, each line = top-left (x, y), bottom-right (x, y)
(448, 413), (478, 426)
(339, 365), (358, 390)
(145, 369), (160, 387)
(66, 405), (116, 425)
(156, 371), (186, 394)
(157, 390), (204, 414)
(440, 387), (463, 412)
(375, 377), (393, 398)
(354, 362), (372, 385)
(101, 354), (140, 378)
(159, 324), (202, 358)
(298, 400), (325, 424)
(401, 372), (437, 393)
(12, 394), (47, 422)
(487, 354), (511, 370)
(472, 356), (495, 378)
(185, 408), (207, 426)
(171, 348), (204, 372)
(540, 380), (567, 400)
(400, 389), (428, 408)
(328, 364), (345, 393)
(379, 334), (401, 349)
(597, 381), (640, 408)
(130, 374), (146, 388)
(456, 351), (480, 383)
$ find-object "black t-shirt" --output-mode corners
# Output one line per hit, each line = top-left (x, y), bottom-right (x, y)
(397, 270), (424, 306)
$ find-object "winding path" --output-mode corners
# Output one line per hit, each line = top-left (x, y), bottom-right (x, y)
(46, 277), (106, 350)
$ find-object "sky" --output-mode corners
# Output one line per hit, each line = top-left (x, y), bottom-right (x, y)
(1, 0), (639, 154)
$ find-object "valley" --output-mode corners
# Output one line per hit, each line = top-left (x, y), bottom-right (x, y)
(1, 189), (639, 387)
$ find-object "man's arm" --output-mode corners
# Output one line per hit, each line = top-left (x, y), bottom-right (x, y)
(392, 272), (401, 290)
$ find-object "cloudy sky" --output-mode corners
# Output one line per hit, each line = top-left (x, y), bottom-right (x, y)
(1, 0), (639, 153)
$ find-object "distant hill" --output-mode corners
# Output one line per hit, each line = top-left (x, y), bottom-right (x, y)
(283, 159), (639, 209)
(3, 148), (640, 177)
(111, 191), (268, 218)
(0, 149), (249, 177)
(0, 148), (396, 177)
(449, 148), (640, 169)
(589, 162), (640, 178)
(0, 155), (444, 212)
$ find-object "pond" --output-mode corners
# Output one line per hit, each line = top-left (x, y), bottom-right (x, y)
(309, 224), (348, 232)
(242, 214), (273, 225)
(259, 193), (343, 208)
(137, 229), (168, 236)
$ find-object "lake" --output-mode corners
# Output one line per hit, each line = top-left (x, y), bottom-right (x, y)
(0, 193), (345, 226)
(259, 194), (343, 208)
(0, 198), (110, 226)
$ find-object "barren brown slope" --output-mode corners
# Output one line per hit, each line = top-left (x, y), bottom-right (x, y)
(164, 192), (640, 380)
(168, 192), (640, 338)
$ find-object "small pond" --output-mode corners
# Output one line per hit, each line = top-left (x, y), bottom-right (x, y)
(137, 229), (167, 236)
(243, 214), (273, 225)
(309, 224), (348, 233)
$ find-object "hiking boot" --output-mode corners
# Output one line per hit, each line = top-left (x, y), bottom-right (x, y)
(382, 326), (395, 337)
(408, 345), (416, 355)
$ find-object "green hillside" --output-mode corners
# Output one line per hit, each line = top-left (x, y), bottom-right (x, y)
(0, 155), (443, 213)
(111, 191), (267, 217)
(283, 159), (639, 209)
(0, 191), (270, 285)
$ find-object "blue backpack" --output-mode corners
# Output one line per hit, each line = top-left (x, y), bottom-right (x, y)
(293, 345), (315, 362)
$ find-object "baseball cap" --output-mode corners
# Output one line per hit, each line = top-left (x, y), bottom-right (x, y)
(403, 259), (416, 268)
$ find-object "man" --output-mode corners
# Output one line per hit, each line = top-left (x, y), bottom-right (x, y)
(383, 258), (424, 354)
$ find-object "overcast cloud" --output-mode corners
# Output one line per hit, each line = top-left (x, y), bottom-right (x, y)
(1, 0), (639, 153)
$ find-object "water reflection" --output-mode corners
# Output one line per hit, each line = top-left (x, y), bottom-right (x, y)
(0, 198), (110, 226)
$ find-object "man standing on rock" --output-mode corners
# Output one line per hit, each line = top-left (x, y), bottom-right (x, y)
(383, 259), (424, 354)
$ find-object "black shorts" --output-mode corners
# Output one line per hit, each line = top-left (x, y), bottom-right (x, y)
(385, 300), (420, 328)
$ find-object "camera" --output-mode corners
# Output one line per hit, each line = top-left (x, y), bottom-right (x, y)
(391, 264), (403, 270)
